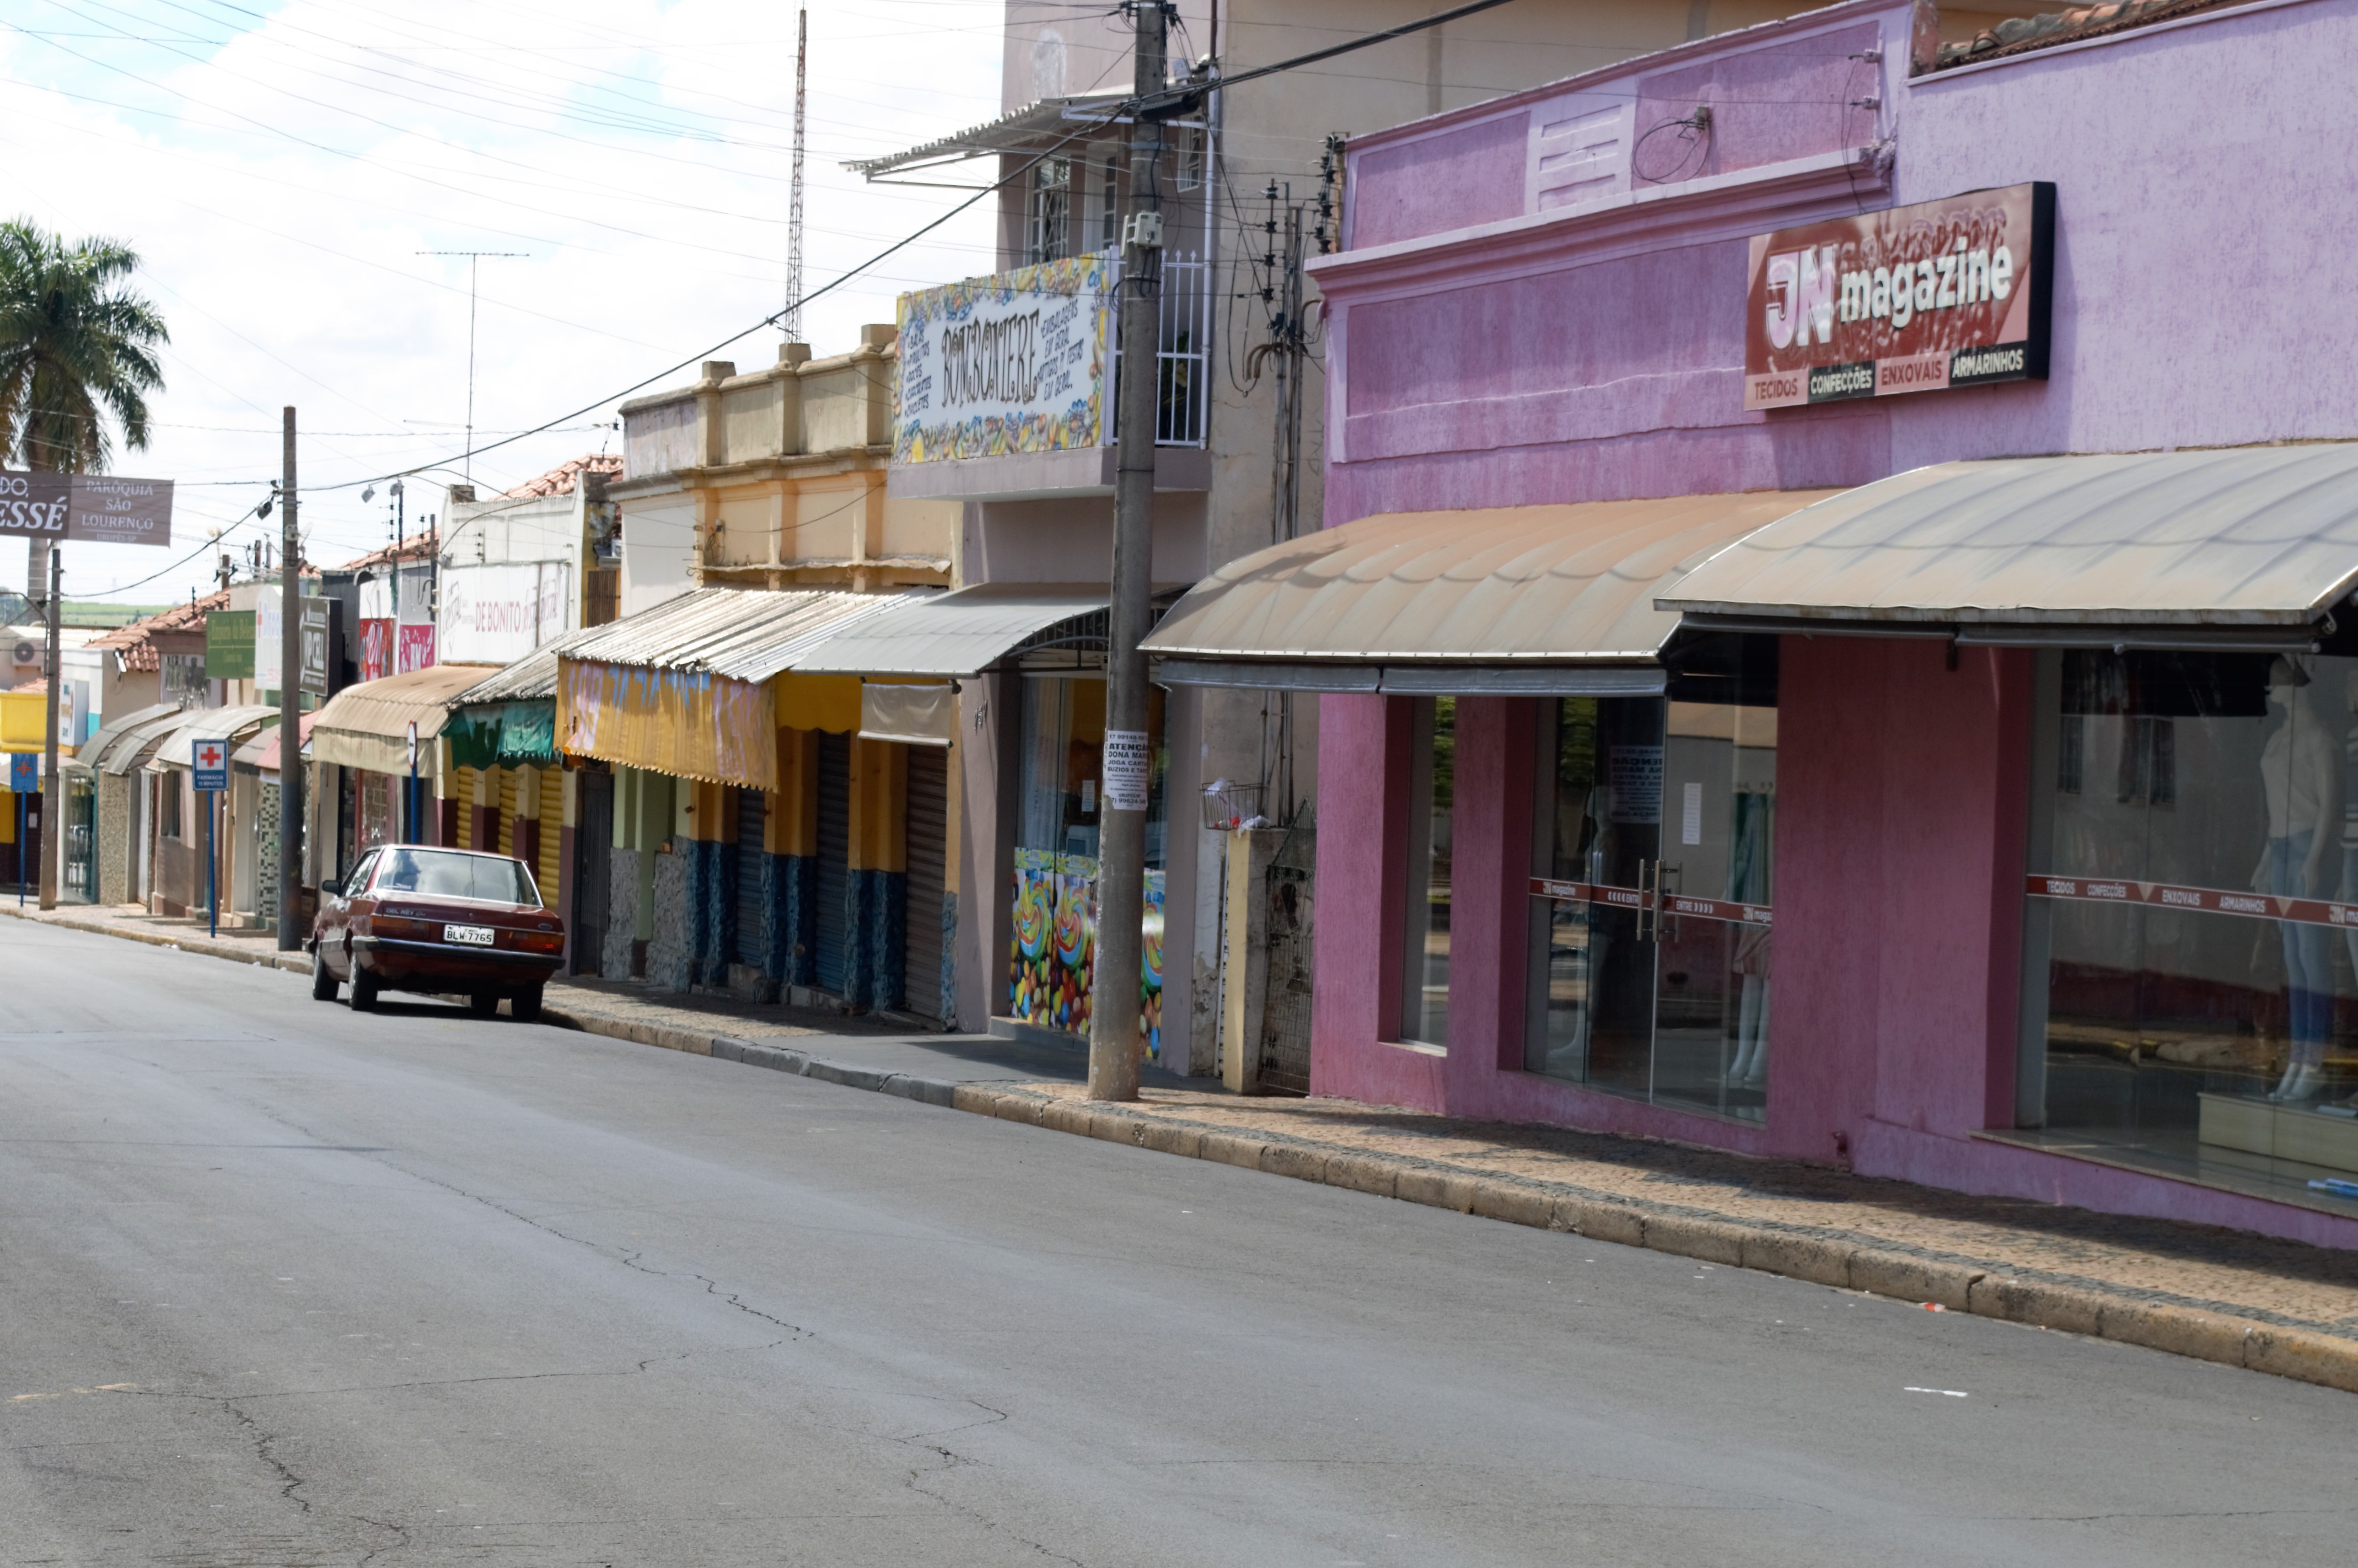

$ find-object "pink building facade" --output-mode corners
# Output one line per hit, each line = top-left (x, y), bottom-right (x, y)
(1284, 0), (2358, 1248)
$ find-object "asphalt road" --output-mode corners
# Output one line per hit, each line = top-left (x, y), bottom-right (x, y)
(3, 920), (2352, 1567)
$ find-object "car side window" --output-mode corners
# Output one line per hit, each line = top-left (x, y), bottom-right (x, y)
(344, 850), (381, 894)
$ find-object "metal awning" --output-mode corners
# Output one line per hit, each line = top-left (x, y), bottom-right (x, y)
(234, 712), (317, 775)
(446, 624), (604, 710)
(846, 93), (1129, 180)
(1142, 493), (1839, 693)
(138, 705), (283, 772)
(70, 702), (180, 774)
(310, 664), (498, 777)
(1661, 445), (2358, 648)
(557, 587), (925, 684)
(789, 584), (1108, 677)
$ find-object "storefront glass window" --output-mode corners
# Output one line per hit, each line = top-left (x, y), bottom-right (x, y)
(1008, 676), (1169, 1054)
(2021, 649), (2358, 1210)
(1525, 637), (1777, 1123)
(1400, 696), (1455, 1046)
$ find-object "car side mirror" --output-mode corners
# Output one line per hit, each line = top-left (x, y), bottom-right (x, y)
(322, 876), (343, 897)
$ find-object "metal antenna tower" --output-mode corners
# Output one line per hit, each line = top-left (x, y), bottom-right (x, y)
(785, 7), (808, 341)
(417, 250), (527, 484)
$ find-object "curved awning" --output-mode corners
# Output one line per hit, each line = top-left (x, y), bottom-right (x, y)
(126, 705), (282, 775)
(70, 702), (180, 774)
(310, 664), (498, 776)
(1142, 492), (1838, 693)
(1661, 445), (2358, 647)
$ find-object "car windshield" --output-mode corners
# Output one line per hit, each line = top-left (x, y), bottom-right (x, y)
(372, 849), (539, 906)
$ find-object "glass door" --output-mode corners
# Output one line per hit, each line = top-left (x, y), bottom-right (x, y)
(1526, 636), (1778, 1124)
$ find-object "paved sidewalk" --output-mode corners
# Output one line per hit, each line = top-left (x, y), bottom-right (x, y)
(12, 898), (2358, 1393)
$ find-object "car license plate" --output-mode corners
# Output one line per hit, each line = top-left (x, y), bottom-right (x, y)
(444, 923), (496, 947)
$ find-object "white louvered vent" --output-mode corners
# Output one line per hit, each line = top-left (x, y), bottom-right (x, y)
(1527, 94), (1632, 214)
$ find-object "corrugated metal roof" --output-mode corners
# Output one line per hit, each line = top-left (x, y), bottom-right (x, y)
(1660, 446), (2358, 627)
(1142, 493), (1839, 669)
(558, 587), (926, 684)
(845, 93), (1126, 178)
(790, 584), (1105, 676)
(447, 625), (605, 708)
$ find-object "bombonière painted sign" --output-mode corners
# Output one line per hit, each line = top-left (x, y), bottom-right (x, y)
(0, 471), (175, 546)
(1743, 182), (2055, 411)
(893, 253), (1110, 464)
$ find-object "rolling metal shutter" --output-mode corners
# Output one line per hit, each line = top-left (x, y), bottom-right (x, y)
(571, 769), (612, 973)
(903, 747), (948, 1021)
(497, 767), (518, 857)
(535, 769), (562, 907)
(814, 733), (850, 995)
(733, 787), (767, 967)
(457, 766), (481, 850)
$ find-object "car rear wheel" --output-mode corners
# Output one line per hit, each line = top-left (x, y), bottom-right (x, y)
(350, 968), (380, 1012)
(310, 954), (337, 1002)
(511, 985), (543, 1024)
(468, 990), (501, 1018)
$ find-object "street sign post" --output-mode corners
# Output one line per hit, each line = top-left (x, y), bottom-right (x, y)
(194, 739), (227, 938)
(9, 752), (33, 905)
(405, 721), (419, 845)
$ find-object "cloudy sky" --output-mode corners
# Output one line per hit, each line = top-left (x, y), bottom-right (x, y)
(1, 0), (1022, 604)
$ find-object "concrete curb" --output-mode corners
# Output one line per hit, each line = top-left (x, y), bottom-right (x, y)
(539, 1007), (962, 1108)
(20, 902), (2358, 1396)
(2, 904), (315, 973)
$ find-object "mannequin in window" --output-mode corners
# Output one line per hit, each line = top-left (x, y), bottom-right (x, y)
(2253, 658), (2339, 1102)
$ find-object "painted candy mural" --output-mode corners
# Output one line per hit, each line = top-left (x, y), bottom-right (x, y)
(1009, 850), (1164, 1060)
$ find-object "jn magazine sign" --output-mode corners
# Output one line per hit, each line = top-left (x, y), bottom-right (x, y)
(0, 471), (175, 547)
(1743, 182), (2055, 411)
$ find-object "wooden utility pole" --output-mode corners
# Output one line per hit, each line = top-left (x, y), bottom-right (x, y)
(276, 407), (303, 950)
(1088, 0), (1170, 1102)
(37, 545), (60, 909)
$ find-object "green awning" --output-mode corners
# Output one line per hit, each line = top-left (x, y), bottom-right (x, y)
(447, 701), (557, 770)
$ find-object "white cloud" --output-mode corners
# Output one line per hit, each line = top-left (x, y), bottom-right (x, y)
(1, 0), (1008, 601)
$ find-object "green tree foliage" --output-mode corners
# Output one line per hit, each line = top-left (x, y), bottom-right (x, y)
(0, 220), (168, 474)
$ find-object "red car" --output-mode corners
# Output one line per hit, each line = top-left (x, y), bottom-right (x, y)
(309, 845), (565, 1020)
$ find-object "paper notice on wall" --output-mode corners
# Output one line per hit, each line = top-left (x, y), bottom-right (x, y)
(1682, 780), (1704, 845)
(1102, 729), (1151, 813)
(1608, 745), (1662, 824)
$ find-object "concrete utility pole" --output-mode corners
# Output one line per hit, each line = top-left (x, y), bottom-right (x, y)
(1088, 0), (1170, 1102)
(276, 407), (303, 951)
(37, 545), (60, 909)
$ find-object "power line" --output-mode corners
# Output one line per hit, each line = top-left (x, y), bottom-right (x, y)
(204, 0), (1536, 498)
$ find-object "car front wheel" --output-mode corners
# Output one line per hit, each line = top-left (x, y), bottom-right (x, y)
(310, 956), (337, 1002)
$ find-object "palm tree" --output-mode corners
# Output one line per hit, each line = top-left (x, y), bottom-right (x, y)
(0, 219), (168, 475)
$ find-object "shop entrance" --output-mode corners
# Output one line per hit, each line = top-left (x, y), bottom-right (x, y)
(1007, 675), (1168, 1050)
(1524, 638), (1777, 1123)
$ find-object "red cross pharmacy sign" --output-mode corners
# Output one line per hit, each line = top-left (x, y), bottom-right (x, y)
(192, 739), (228, 793)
